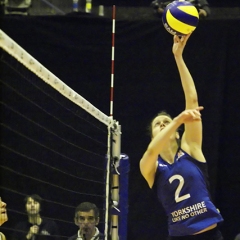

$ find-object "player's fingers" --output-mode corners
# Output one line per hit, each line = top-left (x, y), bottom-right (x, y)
(196, 106), (204, 111)
(185, 33), (192, 40)
(173, 35), (178, 43)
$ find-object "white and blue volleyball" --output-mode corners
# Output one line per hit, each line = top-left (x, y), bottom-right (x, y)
(162, 0), (199, 36)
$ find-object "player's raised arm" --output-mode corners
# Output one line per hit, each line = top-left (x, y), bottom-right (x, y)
(173, 34), (203, 159)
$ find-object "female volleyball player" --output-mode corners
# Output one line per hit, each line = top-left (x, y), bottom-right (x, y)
(139, 34), (224, 239)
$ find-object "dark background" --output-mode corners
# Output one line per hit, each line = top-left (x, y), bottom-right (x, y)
(102, 0), (239, 7)
(29, 0), (240, 8)
(1, 4), (240, 240)
(3, 0), (239, 17)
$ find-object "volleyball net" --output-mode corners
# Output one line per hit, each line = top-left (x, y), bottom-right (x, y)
(0, 29), (129, 240)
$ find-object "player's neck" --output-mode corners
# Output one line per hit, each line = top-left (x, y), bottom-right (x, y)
(160, 142), (178, 164)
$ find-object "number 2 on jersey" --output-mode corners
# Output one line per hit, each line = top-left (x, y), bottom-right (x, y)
(169, 174), (191, 203)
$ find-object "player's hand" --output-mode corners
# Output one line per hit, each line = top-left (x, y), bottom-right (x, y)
(172, 33), (191, 57)
(174, 107), (204, 124)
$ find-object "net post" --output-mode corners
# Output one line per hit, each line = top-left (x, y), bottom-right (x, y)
(110, 121), (121, 240)
(118, 154), (129, 240)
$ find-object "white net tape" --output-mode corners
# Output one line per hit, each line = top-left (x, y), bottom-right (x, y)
(0, 29), (114, 127)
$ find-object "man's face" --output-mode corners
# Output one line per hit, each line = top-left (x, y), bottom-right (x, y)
(26, 197), (40, 215)
(75, 210), (99, 238)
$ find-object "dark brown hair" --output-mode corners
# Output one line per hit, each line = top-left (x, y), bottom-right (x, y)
(147, 111), (182, 146)
(147, 111), (172, 137)
(75, 202), (99, 219)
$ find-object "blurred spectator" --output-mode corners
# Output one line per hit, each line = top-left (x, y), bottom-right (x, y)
(12, 194), (60, 240)
(68, 202), (104, 240)
(151, 0), (211, 18)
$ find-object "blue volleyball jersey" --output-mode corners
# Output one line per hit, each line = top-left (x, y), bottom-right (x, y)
(154, 148), (223, 236)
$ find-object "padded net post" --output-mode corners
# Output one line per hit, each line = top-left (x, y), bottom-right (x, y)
(110, 122), (129, 240)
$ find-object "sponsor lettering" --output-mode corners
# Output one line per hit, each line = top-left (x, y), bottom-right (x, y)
(171, 201), (208, 222)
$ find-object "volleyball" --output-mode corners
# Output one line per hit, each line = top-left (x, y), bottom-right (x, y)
(162, 0), (199, 36)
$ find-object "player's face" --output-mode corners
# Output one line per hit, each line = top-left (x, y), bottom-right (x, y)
(0, 200), (8, 226)
(75, 210), (99, 238)
(26, 197), (40, 215)
(151, 115), (173, 138)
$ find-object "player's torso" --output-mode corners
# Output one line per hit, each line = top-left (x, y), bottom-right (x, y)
(155, 149), (223, 235)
